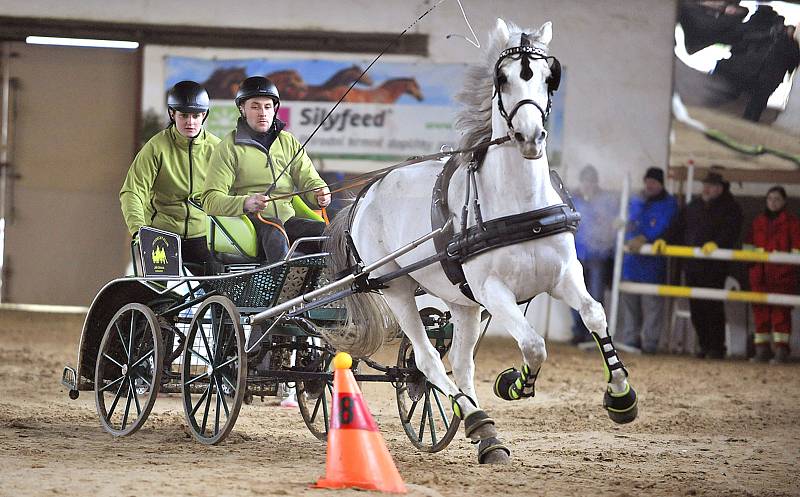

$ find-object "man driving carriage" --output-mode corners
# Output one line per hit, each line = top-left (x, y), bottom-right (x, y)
(202, 76), (331, 263)
(120, 81), (221, 275)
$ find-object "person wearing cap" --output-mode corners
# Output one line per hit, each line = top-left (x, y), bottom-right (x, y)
(120, 80), (221, 274)
(620, 167), (678, 354)
(569, 165), (618, 345)
(665, 170), (743, 359)
(202, 76), (330, 263)
(745, 186), (800, 363)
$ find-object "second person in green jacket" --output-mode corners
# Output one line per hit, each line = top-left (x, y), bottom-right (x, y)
(202, 76), (330, 263)
(120, 80), (221, 274)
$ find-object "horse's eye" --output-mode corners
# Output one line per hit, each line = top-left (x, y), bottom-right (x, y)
(496, 72), (508, 88)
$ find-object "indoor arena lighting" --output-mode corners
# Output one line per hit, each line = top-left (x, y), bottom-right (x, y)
(25, 36), (139, 49)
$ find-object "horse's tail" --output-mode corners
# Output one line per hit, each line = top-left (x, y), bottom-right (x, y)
(322, 205), (398, 358)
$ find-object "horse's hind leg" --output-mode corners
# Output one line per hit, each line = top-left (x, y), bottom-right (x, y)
(551, 263), (638, 424)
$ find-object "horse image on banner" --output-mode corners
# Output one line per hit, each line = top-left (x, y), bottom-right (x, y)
(324, 18), (638, 464)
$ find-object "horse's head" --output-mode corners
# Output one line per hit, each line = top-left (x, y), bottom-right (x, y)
(382, 78), (424, 101)
(267, 69), (307, 88)
(492, 19), (560, 160)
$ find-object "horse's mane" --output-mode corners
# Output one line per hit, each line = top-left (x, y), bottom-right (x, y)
(454, 21), (549, 165)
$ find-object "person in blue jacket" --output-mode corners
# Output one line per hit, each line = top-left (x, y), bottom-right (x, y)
(620, 167), (678, 353)
(570, 165), (618, 344)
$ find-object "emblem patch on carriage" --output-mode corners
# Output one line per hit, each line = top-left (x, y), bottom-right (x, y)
(138, 226), (181, 277)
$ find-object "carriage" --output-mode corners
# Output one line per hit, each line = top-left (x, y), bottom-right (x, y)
(63, 18), (638, 465)
(61, 204), (461, 451)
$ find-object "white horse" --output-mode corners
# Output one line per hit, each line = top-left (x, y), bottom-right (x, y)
(324, 18), (637, 464)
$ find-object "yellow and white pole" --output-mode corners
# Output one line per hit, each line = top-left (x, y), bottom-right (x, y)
(619, 282), (800, 306)
(634, 243), (800, 265)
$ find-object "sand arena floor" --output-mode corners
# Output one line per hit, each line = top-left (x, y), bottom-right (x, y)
(1, 309), (799, 497)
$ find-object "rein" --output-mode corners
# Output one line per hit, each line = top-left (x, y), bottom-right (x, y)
(262, 135), (512, 205)
(261, 0), (450, 199)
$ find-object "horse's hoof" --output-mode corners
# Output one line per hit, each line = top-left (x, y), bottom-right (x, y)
(603, 384), (638, 424)
(494, 367), (522, 401)
(464, 410), (497, 440)
(478, 437), (511, 464)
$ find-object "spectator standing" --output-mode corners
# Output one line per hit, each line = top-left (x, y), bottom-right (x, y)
(666, 171), (743, 359)
(570, 165), (618, 344)
(746, 186), (800, 363)
(620, 168), (678, 353)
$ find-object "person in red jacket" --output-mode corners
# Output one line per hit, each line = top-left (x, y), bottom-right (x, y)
(747, 186), (800, 363)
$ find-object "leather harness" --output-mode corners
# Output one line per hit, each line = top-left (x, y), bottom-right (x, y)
(430, 155), (580, 302)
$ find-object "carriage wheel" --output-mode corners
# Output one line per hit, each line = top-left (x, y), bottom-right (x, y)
(296, 345), (334, 441)
(94, 303), (163, 437)
(181, 296), (246, 445)
(395, 308), (460, 452)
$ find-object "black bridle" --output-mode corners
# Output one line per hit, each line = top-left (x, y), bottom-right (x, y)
(493, 35), (561, 134)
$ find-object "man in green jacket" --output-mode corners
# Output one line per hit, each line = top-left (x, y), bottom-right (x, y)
(202, 76), (330, 263)
(120, 81), (221, 274)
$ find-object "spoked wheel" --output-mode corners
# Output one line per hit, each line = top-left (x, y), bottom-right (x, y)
(181, 296), (246, 445)
(296, 344), (334, 441)
(395, 308), (460, 452)
(94, 303), (163, 437)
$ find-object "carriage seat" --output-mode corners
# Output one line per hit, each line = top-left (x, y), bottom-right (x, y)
(205, 196), (325, 265)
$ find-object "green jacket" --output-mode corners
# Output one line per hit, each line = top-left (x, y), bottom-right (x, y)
(120, 126), (221, 239)
(202, 119), (327, 222)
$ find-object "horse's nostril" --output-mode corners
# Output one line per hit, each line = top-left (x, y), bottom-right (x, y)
(538, 129), (548, 142)
(514, 132), (525, 142)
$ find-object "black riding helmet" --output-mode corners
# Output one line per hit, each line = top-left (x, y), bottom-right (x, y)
(235, 76), (281, 110)
(167, 80), (210, 122)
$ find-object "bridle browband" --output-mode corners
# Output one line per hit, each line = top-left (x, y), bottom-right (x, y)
(493, 38), (561, 134)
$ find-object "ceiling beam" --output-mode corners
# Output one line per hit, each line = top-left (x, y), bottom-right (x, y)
(0, 16), (428, 55)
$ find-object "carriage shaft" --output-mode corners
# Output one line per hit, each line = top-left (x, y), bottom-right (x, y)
(247, 221), (450, 325)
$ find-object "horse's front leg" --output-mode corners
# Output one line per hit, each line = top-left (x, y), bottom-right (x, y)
(551, 262), (638, 424)
(380, 279), (491, 439)
(446, 302), (482, 403)
(476, 277), (547, 404)
(445, 301), (511, 464)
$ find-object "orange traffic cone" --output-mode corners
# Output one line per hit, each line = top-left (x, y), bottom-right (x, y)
(314, 352), (407, 494)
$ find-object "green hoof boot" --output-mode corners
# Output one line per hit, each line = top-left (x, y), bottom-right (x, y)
(604, 384), (638, 424)
(493, 364), (537, 401)
(493, 367), (522, 401)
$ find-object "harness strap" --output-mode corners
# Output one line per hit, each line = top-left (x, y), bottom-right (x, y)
(431, 157), (474, 299)
(449, 204), (580, 263)
(549, 169), (576, 212)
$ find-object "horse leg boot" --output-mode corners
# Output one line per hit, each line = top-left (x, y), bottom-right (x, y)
(552, 268), (638, 424)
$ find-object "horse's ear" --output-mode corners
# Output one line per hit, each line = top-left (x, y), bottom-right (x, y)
(537, 22), (553, 46)
(495, 18), (510, 46)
